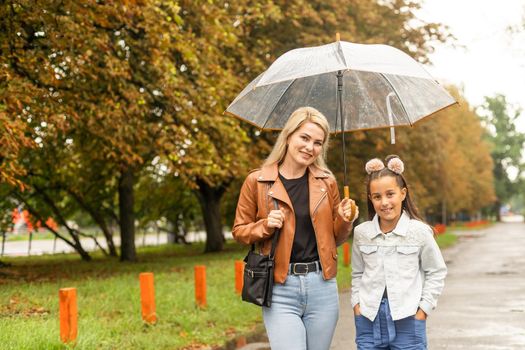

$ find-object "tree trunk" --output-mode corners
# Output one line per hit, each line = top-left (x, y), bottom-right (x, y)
(441, 200), (447, 225)
(493, 200), (501, 222)
(195, 179), (227, 253)
(72, 237), (92, 261)
(67, 189), (118, 257)
(92, 213), (118, 257)
(15, 189), (92, 261)
(119, 168), (136, 261)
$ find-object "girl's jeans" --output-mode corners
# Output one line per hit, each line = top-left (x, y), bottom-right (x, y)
(262, 270), (339, 350)
(355, 298), (427, 350)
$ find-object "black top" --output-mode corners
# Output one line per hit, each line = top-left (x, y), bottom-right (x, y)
(279, 171), (319, 263)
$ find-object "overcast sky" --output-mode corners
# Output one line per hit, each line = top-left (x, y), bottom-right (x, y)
(416, 0), (525, 131)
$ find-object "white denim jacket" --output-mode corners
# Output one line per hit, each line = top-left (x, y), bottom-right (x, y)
(351, 211), (447, 321)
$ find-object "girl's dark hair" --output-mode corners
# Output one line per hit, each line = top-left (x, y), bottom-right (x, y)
(366, 155), (426, 224)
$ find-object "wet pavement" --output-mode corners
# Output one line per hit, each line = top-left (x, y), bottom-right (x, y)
(240, 222), (525, 349)
(424, 222), (525, 349)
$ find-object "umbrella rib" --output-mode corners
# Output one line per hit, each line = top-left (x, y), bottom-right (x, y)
(336, 41), (348, 69)
(379, 73), (412, 126)
(261, 79), (297, 129)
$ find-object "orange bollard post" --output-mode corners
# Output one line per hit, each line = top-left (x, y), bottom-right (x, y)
(195, 265), (207, 308)
(139, 272), (157, 324)
(236, 335), (247, 348)
(343, 242), (350, 267)
(59, 287), (78, 344)
(235, 260), (244, 295)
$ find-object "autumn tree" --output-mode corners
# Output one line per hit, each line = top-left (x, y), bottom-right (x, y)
(135, 162), (202, 244)
(1, 0), (466, 258)
(400, 87), (495, 223)
(0, 104), (34, 188)
(1, 0), (200, 260)
(176, 0), (452, 250)
(325, 86), (495, 225)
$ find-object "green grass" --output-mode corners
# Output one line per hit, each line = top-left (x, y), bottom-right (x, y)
(0, 232), (457, 350)
(435, 232), (458, 249)
(4, 232), (57, 242)
(447, 223), (493, 231)
(436, 221), (493, 248)
(4, 229), (108, 242)
(0, 241), (352, 350)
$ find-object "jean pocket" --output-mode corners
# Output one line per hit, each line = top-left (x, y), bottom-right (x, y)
(354, 314), (364, 329)
(413, 317), (427, 345)
(354, 314), (371, 339)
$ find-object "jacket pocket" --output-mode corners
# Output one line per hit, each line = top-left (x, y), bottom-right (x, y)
(358, 245), (379, 268)
(396, 245), (419, 272)
(359, 245), (378, 254)
(396, 245), (419, 255)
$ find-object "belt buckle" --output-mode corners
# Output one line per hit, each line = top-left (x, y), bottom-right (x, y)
(293, 263), (309, 275)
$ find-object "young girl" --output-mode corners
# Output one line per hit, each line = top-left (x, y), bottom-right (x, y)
(351, 155), (447, 349)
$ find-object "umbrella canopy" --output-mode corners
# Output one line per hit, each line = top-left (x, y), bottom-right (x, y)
(226, 40), (457, 133)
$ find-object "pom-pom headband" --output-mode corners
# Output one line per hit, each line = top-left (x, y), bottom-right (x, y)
(365, 157), (404, 175)
(365, 158), (384, 174)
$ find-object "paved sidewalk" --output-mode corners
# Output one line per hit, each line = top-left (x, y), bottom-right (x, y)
(240, 222), (525, 349)
(424, 223), (525, 349)
(1, 233), (170, 257)
(1, 231), (233, 257)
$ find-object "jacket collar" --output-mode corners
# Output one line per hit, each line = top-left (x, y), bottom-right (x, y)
(257, 163), (330, 182)
(369, 210), (410, 239)
(258, 163), (330, 214)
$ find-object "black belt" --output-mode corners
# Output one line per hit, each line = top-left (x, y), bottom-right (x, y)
(288, 261), (321, 275)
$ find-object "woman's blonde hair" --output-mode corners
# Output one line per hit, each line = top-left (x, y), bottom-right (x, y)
(263, 107), (331, 171)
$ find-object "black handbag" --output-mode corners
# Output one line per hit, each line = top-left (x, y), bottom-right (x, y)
(241, 199), (281, 307)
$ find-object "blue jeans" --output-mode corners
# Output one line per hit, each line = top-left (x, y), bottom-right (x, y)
(262, 270), (339, 350)
(354, 298), (427, 350)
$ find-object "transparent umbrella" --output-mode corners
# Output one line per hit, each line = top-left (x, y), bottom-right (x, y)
(226, 37), (457, 195)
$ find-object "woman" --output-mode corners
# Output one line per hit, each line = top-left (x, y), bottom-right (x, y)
(351, 155), (447, 349)
(233, 106), (359, 350)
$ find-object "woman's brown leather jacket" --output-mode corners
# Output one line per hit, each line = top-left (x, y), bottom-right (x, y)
(232, 163), (352, 283)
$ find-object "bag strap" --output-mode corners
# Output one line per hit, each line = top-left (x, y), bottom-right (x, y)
(249, 186), (281, 261)
(268, 198), (281, 260)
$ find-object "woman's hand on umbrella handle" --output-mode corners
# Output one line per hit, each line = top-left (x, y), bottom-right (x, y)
(339, 198), (358, 223)
(267, 209), (285, 229)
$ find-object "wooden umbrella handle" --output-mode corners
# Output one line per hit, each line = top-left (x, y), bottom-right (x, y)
(344, 186), (357, 221)
(349, 202), (357, 222)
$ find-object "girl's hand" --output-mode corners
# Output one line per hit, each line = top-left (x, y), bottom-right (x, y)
(267, 209), (285, 229)
(353, 304), (361, 316)
(415, 308), (427, 320)
(338, 198), (358, 223)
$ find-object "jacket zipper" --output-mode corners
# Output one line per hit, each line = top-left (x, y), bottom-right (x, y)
(311, 191), (328, 276)
(312, 192), (327, 215)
